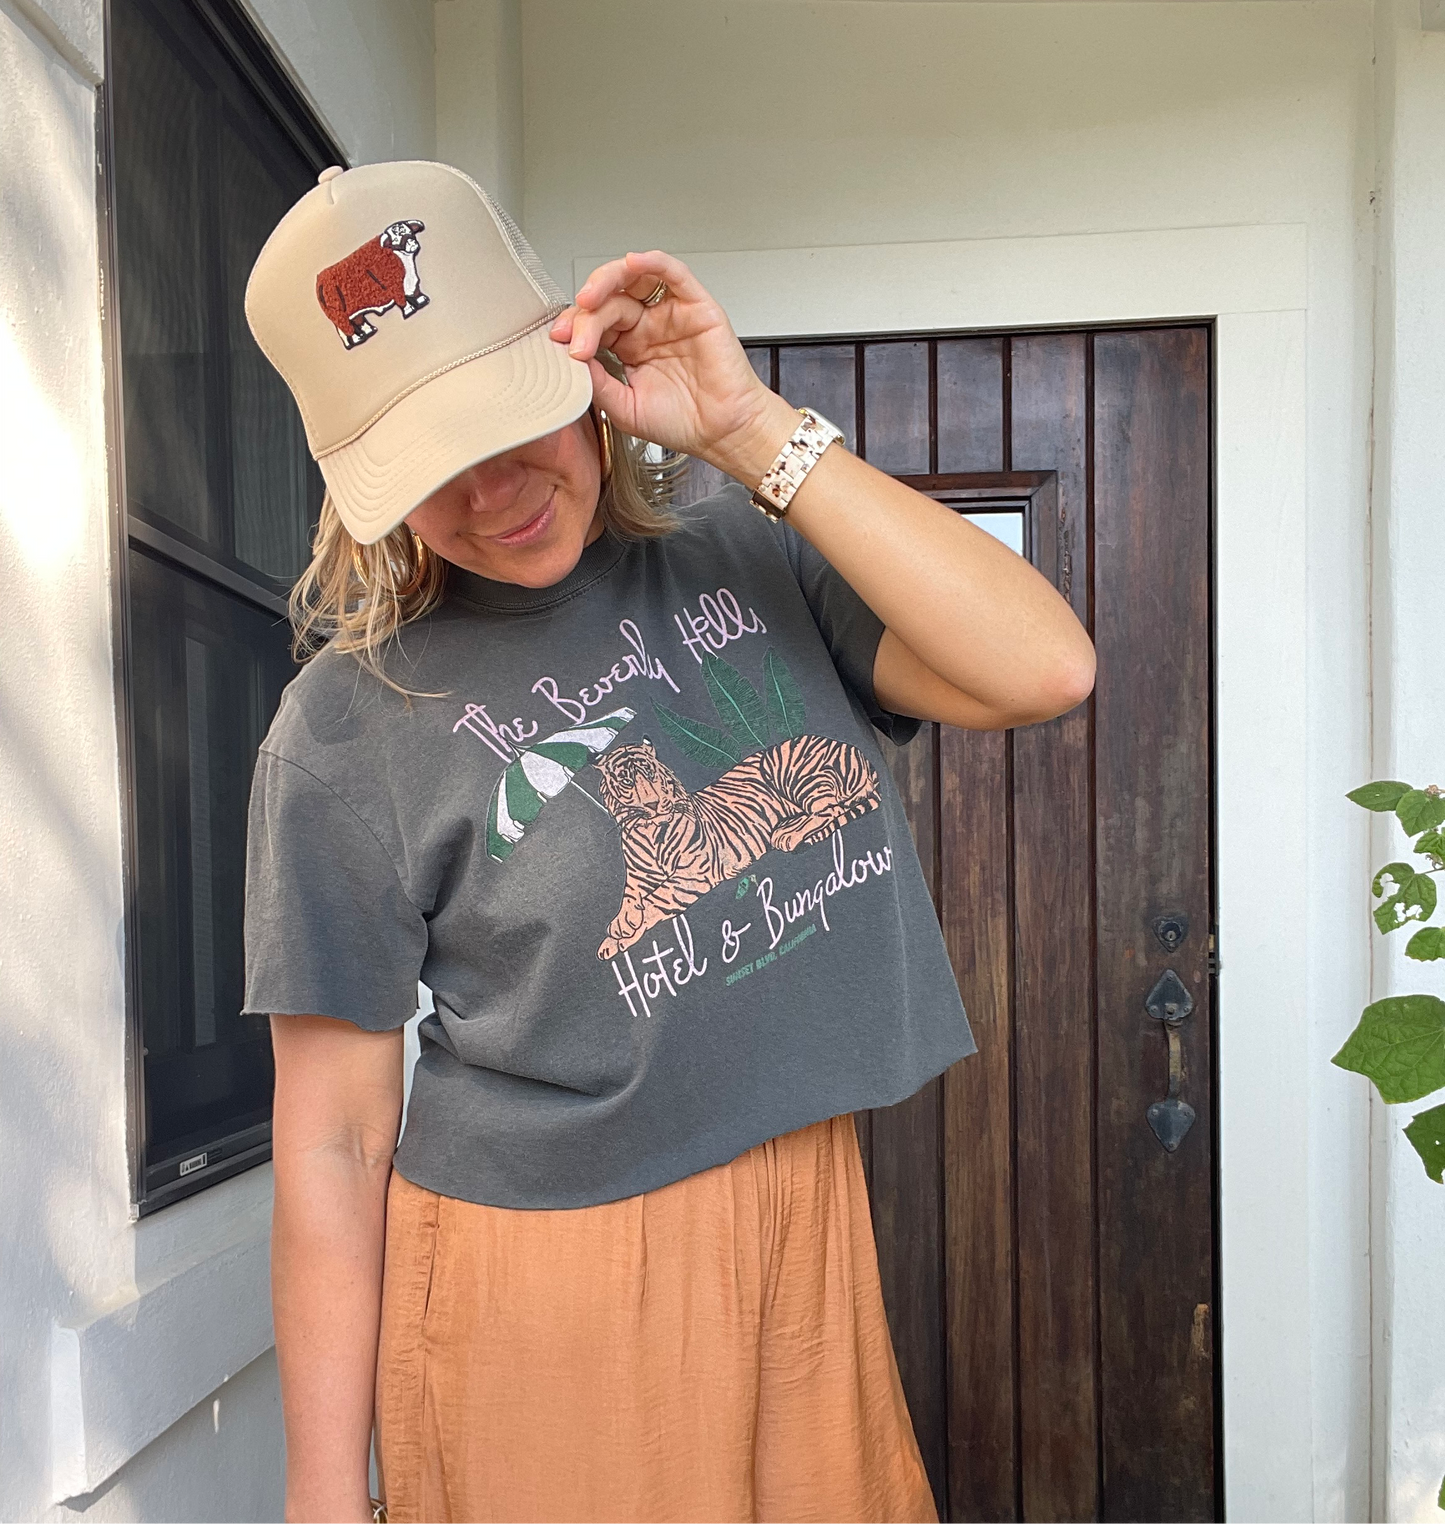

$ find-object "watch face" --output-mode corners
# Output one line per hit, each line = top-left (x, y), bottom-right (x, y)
(807, 409), (843, 439)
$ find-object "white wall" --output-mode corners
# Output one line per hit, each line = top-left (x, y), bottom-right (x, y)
(512, 3), (1379, 1518)
(241, 0), (436, 166)
(1370, 4), (1445, 1518)
(436, 0), (523, 213)
(0, 0), (434, 1517)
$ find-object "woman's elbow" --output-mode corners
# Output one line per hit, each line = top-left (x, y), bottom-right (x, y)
(1014, 641), (1097, 726)
(1054, 641), (1097, 713)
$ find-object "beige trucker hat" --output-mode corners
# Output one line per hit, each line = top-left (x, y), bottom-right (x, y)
(244, 160), (592, 544)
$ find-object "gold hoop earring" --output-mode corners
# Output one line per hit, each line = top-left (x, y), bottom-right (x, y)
(396, 530), (431, 599)
(594, 408), (614, 483)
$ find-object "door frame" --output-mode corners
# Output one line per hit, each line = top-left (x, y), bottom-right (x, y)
(574, 223), (1360, 1522)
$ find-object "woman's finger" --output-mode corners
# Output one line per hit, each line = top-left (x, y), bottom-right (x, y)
(574, 255), (642, 312)
(586, 359), (639, 435)
(618, 249), (710, 306)
(575, 250), (712, 318)
(567, 291), (646, 362)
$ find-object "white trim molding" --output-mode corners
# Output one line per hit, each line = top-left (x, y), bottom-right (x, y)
(48, 1175), (274, 1504)
(575, 222), (1345, 1522)
(574, 222), (1306, 336)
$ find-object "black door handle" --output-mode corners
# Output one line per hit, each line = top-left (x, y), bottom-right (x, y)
(1145, 968), (1195, 1152)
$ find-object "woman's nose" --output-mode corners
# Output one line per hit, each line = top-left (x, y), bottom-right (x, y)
(457, 456), (528, 514)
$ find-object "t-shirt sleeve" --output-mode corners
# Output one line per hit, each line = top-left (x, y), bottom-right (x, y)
(241, 749), (427, 1030)
(778, 519), (924, 746)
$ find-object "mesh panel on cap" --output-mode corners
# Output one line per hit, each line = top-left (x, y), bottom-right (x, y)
(465, 173), (567, 314)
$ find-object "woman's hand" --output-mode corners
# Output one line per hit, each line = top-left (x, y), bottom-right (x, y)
(550, 251), (798, 478)
(556, 251), (1095, 730)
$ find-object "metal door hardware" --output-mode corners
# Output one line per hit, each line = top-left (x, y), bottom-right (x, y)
(1145, 968), (1196, 1152)
(1151, 912), (1190, 952)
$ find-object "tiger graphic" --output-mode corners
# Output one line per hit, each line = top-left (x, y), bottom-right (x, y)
(593, 734), (881, 959)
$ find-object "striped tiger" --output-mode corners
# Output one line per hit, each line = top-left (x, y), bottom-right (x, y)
(594, 734), (881, 960)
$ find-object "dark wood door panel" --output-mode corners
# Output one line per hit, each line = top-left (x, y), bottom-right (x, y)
(940, 724), (1016, 1522)
(777, 344), (858, 452)
(938, 337), (1006, 473)
(864, 341), (931, 474)
(683, 326), (1215, 1523)
(873, 728), (949, 1508)
(1008, 334), (1100, 1523)
(1092, 328), (1214, 1522)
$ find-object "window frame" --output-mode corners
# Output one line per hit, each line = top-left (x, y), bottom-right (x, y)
(99, 0), (346, 1214)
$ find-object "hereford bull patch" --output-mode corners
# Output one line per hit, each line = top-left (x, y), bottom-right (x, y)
(315, 219), (428, 349)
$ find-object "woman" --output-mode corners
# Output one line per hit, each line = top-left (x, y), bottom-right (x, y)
(243, 160), (1094, 1524)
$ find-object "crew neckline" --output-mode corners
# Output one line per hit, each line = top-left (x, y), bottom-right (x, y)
(446, 524), (628, 613)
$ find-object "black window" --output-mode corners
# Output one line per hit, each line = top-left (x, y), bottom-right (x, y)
(105, 0), (342, 1210)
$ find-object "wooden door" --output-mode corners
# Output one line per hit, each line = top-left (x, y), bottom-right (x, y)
(682, 327), (1216, 1522)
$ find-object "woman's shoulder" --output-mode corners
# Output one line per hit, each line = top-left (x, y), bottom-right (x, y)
(260, 630), (436, 767)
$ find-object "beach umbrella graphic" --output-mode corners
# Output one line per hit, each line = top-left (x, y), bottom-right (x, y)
(485, 707), (635, 862)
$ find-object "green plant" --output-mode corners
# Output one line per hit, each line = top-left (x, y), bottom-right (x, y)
(1333, 780), (1445, 1185)
(1335, 780), (1445, 1513)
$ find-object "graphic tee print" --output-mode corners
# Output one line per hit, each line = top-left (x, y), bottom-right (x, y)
(242, 485), (975, 1208)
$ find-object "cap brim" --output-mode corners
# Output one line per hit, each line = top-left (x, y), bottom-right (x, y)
(319, 323), (594, 544)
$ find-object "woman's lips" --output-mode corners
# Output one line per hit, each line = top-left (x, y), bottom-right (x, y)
(491, 493), (555, 547)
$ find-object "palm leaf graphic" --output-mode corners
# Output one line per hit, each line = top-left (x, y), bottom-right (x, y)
(486, 707), (634, 862)
(703, 653), (770, 752)
(651, 701), (743, 768)
(762, 648), (806, 740)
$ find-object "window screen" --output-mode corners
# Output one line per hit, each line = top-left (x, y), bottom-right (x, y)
(108, 0), (338, 1209)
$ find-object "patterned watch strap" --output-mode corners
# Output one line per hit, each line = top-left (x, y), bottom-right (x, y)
(750, 407), (844, 520)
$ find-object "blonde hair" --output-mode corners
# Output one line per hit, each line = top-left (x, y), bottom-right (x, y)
(288, 410), (685, 696)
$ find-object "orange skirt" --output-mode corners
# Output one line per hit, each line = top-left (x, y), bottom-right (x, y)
(375, 1114), (937, 1524)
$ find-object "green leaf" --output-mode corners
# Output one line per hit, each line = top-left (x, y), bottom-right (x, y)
(762, 648), (806, 741)
(1414, 828), (1445, 865)
(650, 702), (743, 769)
(1347, 780), (1412, 811)
(1398, 873), (1436, 925)
(1404, 1103), (1445, 1184)
(702, 654), (769, 751)
(1372, 862), (1416, 899)
(1397, 788), (1445, 835)
(1375, 870), (1438, 934)
(1332, 994), (1445, 1103)
(1438, 1471), (1444, 1512)
(1407, 927), (1445, 961)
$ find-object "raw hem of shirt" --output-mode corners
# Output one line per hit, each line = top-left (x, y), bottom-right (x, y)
(389, 1025), (977, 1210)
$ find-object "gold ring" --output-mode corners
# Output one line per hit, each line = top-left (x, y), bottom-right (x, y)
(639, 278), (668, 307)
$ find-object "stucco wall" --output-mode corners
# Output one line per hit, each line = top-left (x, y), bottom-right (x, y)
(436, 0), (523, 214)
(0, 0), (434, 1517)
(1370, 4), (1445, 1519)
(241, 0), (436, 166)
(513, 3), (1379, 1519)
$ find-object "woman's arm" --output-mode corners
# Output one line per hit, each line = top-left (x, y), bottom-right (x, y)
(555, 250), (1095, 731)
(271, 1014), (404, 1524)
(708, 421), (1095, 730)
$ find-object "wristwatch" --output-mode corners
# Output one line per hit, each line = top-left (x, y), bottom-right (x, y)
(749, 407), (844, 521)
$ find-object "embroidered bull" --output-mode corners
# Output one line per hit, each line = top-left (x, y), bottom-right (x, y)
(315, 219), (428, 349)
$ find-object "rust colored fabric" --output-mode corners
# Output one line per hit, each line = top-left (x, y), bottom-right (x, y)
(375, 1114), (937, 1523)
